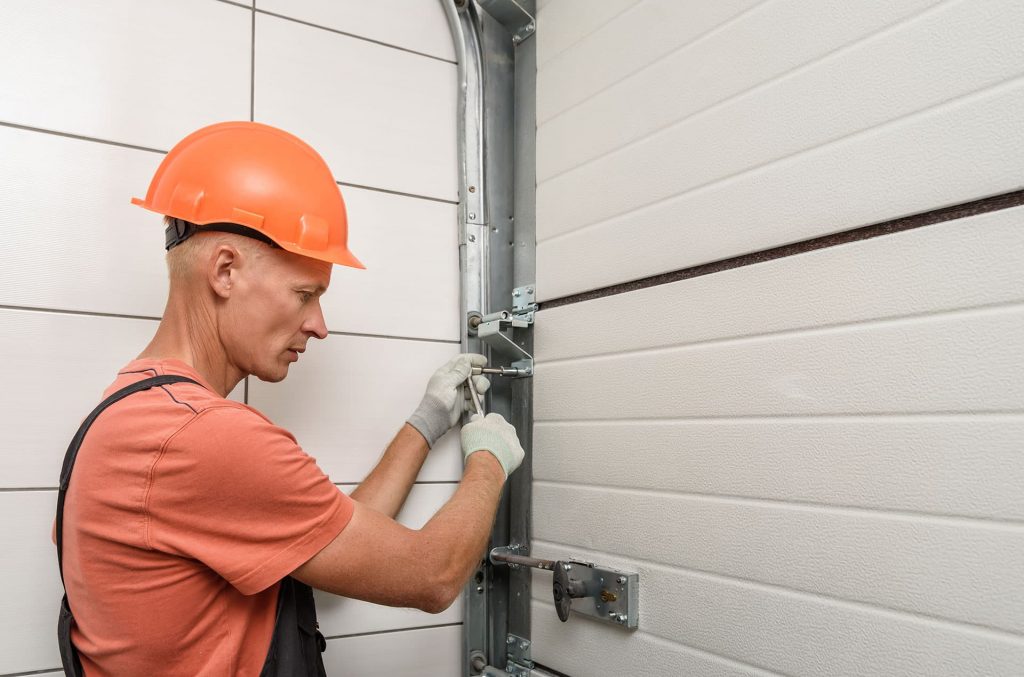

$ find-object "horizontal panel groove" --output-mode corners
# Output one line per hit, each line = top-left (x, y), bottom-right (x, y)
(0, 119), (167, 155)
(539, 186), (1024, 310)
(322, 620), (461, 641)
(0, 304), (161, 323)
(534, 600), (786, 677)
(538, 0), (769, 126)
(212, 0), (250, 10)
(255, 9), (457, 64)
(533, 479), (1024, 528)
(539, 72), (1024, 247)
(537, 1), (644, 69)
(325, 328), (460, 344)
(0, 668), (62, 677)
(532, 539), (1024, 645)
(336, 180), (459, 205)
(537, 0), (949, 182)
(538, 298), (1024, 367)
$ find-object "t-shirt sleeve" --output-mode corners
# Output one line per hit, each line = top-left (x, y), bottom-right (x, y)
(146, 405), (354, 595)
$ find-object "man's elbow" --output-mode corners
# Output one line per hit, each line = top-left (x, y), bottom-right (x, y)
(417, 558), (465, 614)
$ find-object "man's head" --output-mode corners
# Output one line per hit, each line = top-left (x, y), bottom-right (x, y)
(166, 219), (332, 383)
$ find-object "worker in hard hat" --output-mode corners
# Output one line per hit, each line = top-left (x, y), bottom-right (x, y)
(54, 121), (525, 677)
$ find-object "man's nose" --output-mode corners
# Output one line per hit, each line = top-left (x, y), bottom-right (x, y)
(303, 300), (328, 339)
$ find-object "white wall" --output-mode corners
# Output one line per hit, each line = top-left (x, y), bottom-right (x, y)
(0, 1), (461, 675)
(532, 1), (1024, 675)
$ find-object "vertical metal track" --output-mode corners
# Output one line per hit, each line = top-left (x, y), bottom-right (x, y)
(443, 0), (536, 674)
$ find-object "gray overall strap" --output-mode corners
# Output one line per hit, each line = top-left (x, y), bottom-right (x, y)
(56, 375), (201, 589)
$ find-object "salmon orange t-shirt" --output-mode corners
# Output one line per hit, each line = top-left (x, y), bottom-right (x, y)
(60, 359), (354, 676)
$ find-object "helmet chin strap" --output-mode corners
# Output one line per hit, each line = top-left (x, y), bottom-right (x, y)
(165, 217), (281, 251)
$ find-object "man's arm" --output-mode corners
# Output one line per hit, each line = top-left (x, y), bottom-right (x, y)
(349, 423), (429, 519)
(294, 413), (524, 612)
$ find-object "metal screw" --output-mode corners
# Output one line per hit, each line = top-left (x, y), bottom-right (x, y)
(562, 563), (572, 571)
(507, 636), (515, 645)
(526, 287), (534, 294)
(468, 212), (476, 220)
(468, 234), (476, 242)
(617, 576), (627, 585)
(617, 614), (627, 624)
(468, 185), (476, 193)
(513, 289), (521, 297)
(608, 610), (616, 617)
(477, 586), (484, 593)
(512, 35), (521, 44)
(519, 641), (529, 651)
(527, 22), (535, 30)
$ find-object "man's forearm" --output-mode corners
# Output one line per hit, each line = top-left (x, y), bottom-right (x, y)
(420, 451), (506, 604)
(350, 423), (430, 518)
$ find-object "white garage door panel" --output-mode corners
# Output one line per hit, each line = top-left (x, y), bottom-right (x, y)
(248, 335), (462, 484)
(535, 418), (1024, 521)
(531, 606), (766, 677)
(538, 77), (1024, 300)
(535, 483), (1024, 633)
(0, 0), (250, 150)
(536, 0), (641, 68)
(255, 14), (458, 201)
(535, 207), (1024, 362)
(0, 126), (169, 318)
(0, 491), (62, 675)
(529, 543), (1024, 677)
(537, 0), (763, 125)
(315, 483), (460, 636)
(536, 305), (1024, 420)
(327, 186), (458, 341)
(538, 0), (942, 183)
(322, 623), (461, 676)
(538, 0), (1021, 240)
(256, 0), (456, 62)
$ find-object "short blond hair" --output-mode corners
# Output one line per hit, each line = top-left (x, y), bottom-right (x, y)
(164, 216), (269, 283)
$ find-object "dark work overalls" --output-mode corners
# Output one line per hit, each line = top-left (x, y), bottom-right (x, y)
(56, 375), (328, 676)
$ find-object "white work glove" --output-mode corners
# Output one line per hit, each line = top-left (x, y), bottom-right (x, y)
(407, 353), (491, 447)
(460, 413), (525, 478)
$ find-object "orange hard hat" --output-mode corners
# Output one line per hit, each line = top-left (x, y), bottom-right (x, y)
(132, 121), (364, 269)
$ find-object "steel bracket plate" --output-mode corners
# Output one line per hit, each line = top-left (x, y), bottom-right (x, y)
(558, 559), (639, 629)
(474, 285), (536, 377)
(477, 0), (535, 45)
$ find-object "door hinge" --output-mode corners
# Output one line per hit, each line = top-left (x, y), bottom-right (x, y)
(469, 285), (537, 377)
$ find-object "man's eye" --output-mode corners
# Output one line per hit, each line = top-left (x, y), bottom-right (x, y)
(298, 291), (313, 303)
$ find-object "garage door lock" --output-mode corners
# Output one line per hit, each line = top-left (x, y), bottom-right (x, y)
(490, 545), (639, 629)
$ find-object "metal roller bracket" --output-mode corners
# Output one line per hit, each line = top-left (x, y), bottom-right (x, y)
(474, 285), (537, 377)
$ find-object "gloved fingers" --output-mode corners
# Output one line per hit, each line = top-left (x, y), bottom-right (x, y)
(472, 375), (490, 394)
(445, 353), (487, 384)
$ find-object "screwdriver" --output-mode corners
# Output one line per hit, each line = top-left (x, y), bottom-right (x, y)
(466, 372), (485, 417)
(471, 366), (529, 377)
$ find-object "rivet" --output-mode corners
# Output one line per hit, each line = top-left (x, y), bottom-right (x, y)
(513, 289), (521, 297)
(468, 234), (476, 242)
(519, 641), (528, 651)
(477, 586), (484, 593)
(526, 287), (534, 294)
(507, 636), (515, 645)
(468, 185), (476, 193)
(468, 212), (476, 220)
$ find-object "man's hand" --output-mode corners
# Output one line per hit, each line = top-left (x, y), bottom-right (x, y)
(460, 413), (526, 478)
(407, 353), (491, 447)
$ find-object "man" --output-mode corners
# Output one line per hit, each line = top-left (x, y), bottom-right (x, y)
(57, 121), (525, 675)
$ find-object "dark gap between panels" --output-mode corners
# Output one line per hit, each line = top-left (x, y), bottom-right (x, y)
(540, 188), (1024, 310)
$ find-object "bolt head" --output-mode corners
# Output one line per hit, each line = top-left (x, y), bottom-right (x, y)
(526, 288), (534, 294)
(468, 185), (476, 193)
(617, 614), (628, 623)
(476, 586), (484, 593)
(562, 562), (572, 571)
(468, 212), (476, 220)
(519, 641), (528, 650)
(507, 636), (515, 645)
(617, 576), (627, 584)
(468, 234), (476, 242)
(513, 289), (521, 297)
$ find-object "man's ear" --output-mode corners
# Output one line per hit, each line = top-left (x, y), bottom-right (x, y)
(208, 244), (240, 299)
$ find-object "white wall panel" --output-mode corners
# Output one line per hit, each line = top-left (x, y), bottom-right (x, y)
(327, 186), (459, 340)
(539, 0), (1024, 243)
(536, 483), (1024, 633)
(535, 0), (641, 68)
(531, 542), (1024, 677)
(537, 0), (942, 183)
(536, 207), (1024, 362)
(255, 14), (458, 200)
(0, 309), (157, 489)
(0, 126), (168, 317)
(256, 0), (456, 62)
(248, 334), (462, 483)
(537, 0), (762, 125)
(538, 76), (1024, 299)
(0, 0), (250, 150)
(0, 491), (63, 675)
(322, 623), (461, 676)
(316, 483), (461, 636)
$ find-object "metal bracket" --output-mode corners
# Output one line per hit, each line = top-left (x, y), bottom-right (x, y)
(471, 285), (537, 377)
(476, 0), (536, 45)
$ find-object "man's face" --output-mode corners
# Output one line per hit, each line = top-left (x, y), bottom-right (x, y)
(221, 246), (333, 383)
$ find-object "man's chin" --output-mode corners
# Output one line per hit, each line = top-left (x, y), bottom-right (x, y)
(252, 366), (288, 383)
